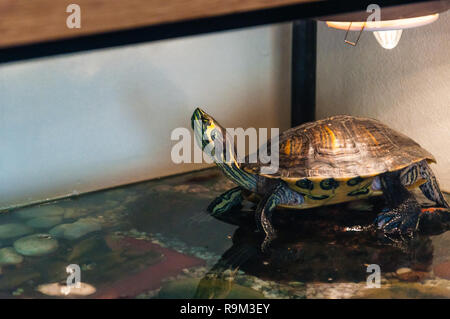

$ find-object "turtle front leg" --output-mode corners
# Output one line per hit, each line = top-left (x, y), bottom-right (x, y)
(255, 182), (304, 251)
(375, 171), (423, 235)
(207, 187), (244, 222)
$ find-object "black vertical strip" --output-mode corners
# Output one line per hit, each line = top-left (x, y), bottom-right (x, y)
(291, 20), (317, 127)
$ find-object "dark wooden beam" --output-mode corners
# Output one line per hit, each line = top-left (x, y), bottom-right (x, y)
(0, 0), (427, 64)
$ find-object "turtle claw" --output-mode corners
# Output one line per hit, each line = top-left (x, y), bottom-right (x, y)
(375, 210), (420, 236)
(376, 207), (450, 236)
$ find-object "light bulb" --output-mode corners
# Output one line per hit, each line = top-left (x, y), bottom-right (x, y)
(325, 13), (440, 49)
(326, 14), (439, 31)
(373, 29), (403, 49)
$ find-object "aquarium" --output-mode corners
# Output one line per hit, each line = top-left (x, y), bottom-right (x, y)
(0, 0), (449, 303)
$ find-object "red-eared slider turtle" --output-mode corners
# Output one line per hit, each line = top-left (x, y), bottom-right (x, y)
(191, 108), (449, 249)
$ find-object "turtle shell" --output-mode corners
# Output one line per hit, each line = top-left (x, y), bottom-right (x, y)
(241, 115), (435, 180)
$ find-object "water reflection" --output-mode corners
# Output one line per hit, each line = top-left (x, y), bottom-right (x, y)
(195, 197), (449, 299)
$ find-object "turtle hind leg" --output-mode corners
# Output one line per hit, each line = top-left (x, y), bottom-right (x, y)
(207, 187), (244, 223)
(255, 182), (304, 251)
(375, 170), (422, 235)
(417, 160), (449, 208)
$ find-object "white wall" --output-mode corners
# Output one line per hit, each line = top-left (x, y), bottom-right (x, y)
(317, 11), (450, 191)
(0, 24), (292, 210)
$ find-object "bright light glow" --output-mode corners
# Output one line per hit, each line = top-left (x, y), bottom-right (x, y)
(326, 13), (439, 31)
(373, 30), (403, 49)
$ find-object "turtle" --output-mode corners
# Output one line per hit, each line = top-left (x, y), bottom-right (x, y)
(191, 108), (449, 250)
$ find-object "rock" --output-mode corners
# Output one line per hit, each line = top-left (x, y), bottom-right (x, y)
(26, 216), (63, 229)
(49, 218), (101, 240)
(63, 219), (101, 240)
(12, 288), (24, 296)
(67, 236), (109, 262)
(0, 223), (33, 240)
(13, 234), (58, 256)
(396, 268), (412, 276)
(158, 277), (265, 299)
(0, 247), (24, 265)
(17, 205), (65, 219)
(49, 224), (71, 238)
(394, 267), (427, 282)
(357, 282), (450, 299)
(37, 282), (96, 297)
(433, 261), (450, 280)
(0, 269), (40, 290)
(63, 208), (88, 219)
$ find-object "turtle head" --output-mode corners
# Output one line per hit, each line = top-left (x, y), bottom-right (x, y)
(191, 107), (229, 163)
(191, 107), (258, 191)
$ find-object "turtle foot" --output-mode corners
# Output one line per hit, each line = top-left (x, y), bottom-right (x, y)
(375, 209), (420, 236)
(375, 207), (450, 236)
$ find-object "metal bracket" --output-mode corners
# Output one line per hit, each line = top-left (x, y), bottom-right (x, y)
(344, 22), (366, 46)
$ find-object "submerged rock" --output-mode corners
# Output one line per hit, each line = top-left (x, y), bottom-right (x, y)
(67, 236), (109, 262)
(63, 208), (88, 219)
(26, 216), (63, 229)
(17, 205), (65, 219)
(0, 269), (40, 290)
(50, 218), (101, 240)
(158, 277), (265, 299)
(37, 282), (96, 297)
(0, 247), (24, 265)
(356, 281), (450, 299)
(13, 234), (58, 256)
(0, 223), (33, 240)
(395, 268), (428, 282)
(49, 224), (71, 238)
(433, 261), (450, 280)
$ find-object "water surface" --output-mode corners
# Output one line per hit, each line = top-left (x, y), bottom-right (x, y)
(0, 168), (449, 299)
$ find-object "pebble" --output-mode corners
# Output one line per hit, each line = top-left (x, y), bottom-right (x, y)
(0, 247), (24, 265)
(50, 218), (101, 240)
(395, 267), (428, 282)
(37, 282), (96, 297)
(26, 216), (63, 229)
(396, 268), (412, 276)
(16, 205), (65, 219)
(0, 223), (33, 240)
(49, 224), (71, 238)
(63, 208), (87, 219)
(12, 288), (24, 296)
(13, 234), (59, 257)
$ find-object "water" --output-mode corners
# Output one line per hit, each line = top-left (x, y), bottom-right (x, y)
(0, 168), (449, 298)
